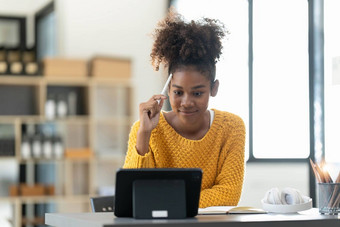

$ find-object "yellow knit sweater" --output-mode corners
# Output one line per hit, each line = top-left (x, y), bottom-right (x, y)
(123, 109), (245, 208)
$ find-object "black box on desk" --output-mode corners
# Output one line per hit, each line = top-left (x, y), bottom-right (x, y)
(133, 179), (186, 219)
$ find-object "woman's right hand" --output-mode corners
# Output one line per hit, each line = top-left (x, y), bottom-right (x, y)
(139, 95), (167, 132)
(136, 95), (167, 156)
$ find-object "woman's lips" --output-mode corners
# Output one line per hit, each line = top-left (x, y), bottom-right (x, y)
(179, 110), (198, 115)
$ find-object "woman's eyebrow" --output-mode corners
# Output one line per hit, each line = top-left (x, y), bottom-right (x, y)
(191, 85), (206, 90)
(172, 84), (206, 89)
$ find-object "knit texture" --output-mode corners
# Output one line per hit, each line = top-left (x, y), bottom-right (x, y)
(123, 109), (245, 208)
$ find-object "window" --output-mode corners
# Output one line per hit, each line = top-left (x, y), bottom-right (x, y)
(324, 0), (340, 163)
(35, 2), (56, 61)
(0, 16), (26, 49)
(173, 0), (249, 159)
(252, 0), (309, 158)
(173, 0), (310, 159)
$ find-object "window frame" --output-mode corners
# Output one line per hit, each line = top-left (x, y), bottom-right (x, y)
(248, 0), (323, 205)
(247, 0), (312, 163)
(34, 1), (55, 61)
(169, 0), (325, 205)
(0, 15), (26, 50)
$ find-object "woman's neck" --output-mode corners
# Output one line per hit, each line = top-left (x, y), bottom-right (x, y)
(163, 110), (210, 140)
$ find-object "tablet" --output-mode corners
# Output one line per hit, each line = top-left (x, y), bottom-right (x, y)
(114, 168), (202, 218)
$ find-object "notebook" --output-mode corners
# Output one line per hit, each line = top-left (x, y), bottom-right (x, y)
(198, 206), (267, 215)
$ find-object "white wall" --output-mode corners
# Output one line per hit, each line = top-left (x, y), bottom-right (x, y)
(55, 0), (168, 118)
(0, 0), (50, 15)
(239, 162), (309, 207)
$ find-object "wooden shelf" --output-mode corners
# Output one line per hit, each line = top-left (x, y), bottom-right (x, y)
(0, 75), (132, 85)
(0, 70), (132, 227)
(0, 195), (90, 204)
(0, 116), (90, 125)
(44, 76), (90, 86)
(31, 116), (90, 124)
(15, 156), (123, 163)
(18, 158), (65, 164)
(90, 77), (132, 86)
(0, 115), (42, 122)
(0, 75), (42, 85)
(92, 116), (134, 124)
(94, 156), (125, 164)
(0, 156), (17, 161)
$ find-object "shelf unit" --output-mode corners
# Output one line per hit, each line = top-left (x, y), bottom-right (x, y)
(0, 75), (133, 227)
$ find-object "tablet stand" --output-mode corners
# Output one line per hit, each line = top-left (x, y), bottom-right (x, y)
(132, 179), (187, 219)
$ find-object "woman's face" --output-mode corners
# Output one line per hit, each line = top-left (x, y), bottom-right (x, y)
(168, 69), (217, 125)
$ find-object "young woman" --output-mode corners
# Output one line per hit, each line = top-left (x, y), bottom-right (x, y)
(123, 10), (246, 208)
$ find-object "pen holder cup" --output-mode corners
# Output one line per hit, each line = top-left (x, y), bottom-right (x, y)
(318, 183), (340, 215)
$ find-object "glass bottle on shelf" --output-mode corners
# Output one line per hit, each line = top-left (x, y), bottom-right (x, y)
(53, 135), (64, 159)
(32, 126), (42, 159)
(42, 135), (53, 159)
(21, 135), (31, 160)
(32, 134), (42, 159)
(45, 94), (56, 120)
(57, 94), (67, 118)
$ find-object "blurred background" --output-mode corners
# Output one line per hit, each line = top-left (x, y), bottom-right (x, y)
(0, 0), (340, 226)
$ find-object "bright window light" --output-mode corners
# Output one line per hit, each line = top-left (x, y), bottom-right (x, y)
(174, 0), (310, 159)
(252, 0), (309, 158)
(324, 0), (340, 163)
(173, 0), (249, 160)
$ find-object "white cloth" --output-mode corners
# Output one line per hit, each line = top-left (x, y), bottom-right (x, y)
(208, 109), (214, 127)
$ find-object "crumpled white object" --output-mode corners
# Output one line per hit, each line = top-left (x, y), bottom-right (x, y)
(263, 187), (310, 205)
(261, 187), (313, 213)
(263, 187), (283, 204)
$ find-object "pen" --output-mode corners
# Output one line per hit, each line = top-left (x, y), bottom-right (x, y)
(157, 73), (173, 104)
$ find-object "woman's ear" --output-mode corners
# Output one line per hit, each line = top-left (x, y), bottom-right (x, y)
(211, 80), (219, 97)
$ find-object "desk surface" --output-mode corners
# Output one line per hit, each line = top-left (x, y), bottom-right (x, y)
(45, 208), (339, 227)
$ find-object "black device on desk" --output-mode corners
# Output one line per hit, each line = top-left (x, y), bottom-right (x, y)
(114, 168), (202, 219)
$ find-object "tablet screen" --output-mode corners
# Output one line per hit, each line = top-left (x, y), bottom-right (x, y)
(114, 168), (202, 218)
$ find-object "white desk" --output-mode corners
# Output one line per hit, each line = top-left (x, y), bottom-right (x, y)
(45, 208), (339, 227)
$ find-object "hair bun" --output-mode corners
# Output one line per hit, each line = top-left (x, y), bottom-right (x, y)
(151, 8), (227, 73)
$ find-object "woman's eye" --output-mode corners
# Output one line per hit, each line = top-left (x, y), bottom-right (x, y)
(194, 92), (203, 96)
(174, 91), (182, 95)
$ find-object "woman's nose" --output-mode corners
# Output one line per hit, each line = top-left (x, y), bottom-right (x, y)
(180, 94), (193, 107)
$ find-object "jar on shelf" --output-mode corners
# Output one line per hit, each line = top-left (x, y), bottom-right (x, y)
(23, 46), (39, 75)
(53, 135), (64, 159)
(7, 46), (23, 75)
(42, 135), (53, 159)
(57, 94), (68, 118)
(45, 94), (56, 120)
(21, 135), (31, 160)
(32, 133), (42, 159)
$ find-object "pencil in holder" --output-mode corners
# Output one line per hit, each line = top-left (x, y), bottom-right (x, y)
(318, 183), (340, 215)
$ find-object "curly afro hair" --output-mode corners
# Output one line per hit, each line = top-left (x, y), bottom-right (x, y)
(151, 8), (227, 83)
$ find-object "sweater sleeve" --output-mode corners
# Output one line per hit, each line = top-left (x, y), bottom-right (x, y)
(199, 116), (246, 208)
(123, 121), (156, 168)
